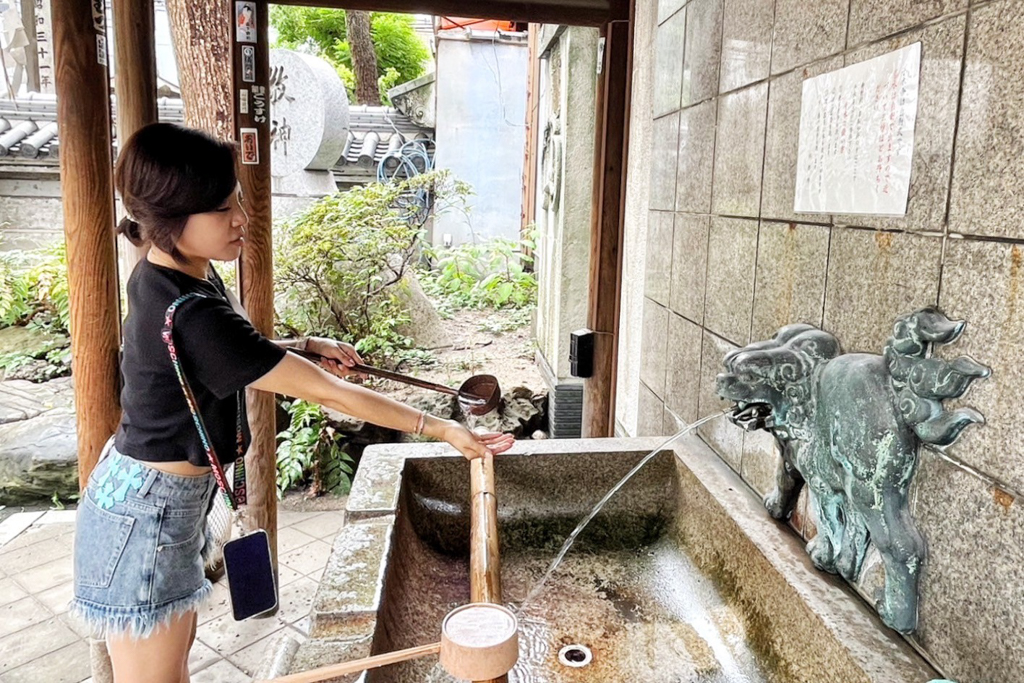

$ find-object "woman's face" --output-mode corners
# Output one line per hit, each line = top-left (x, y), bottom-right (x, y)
(176, 184), (249, 263)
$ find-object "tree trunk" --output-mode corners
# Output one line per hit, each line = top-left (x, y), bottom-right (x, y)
(165, 0), (233, 140)
(346, 10), (380, 106)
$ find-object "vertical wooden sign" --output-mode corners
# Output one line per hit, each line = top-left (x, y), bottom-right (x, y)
(231, 0), (278, 570)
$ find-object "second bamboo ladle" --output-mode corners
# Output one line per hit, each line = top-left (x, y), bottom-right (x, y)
(288, 347), (502, 416)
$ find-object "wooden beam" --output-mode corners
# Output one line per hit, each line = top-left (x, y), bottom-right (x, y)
(232, 0), (280, 569)
(582, 13), (633, 437)
(52, 0), (121, 484)
(272, 0), (614, 26)
(469, 454), (505, 683)
(112, 0), (157, 274)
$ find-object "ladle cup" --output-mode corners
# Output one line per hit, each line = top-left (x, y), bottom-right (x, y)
(287, 347), (501, 416)
(255, 603), (519, 683)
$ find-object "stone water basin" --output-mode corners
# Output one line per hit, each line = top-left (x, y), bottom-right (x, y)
(276, 438), (939, 683)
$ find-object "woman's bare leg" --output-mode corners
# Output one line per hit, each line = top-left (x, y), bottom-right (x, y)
(107, 610), (197, 683)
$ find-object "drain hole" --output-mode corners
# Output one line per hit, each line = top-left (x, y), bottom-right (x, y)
(558, 644), (592, 668)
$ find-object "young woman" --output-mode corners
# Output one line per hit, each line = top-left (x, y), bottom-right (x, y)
(69, 123), (514, 683)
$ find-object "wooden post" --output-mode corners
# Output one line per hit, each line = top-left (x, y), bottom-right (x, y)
(111, 0), (157, 274)
(582, 12), (634, 438)
(469, 454), (505, 683)
(520, 24), (541, 242)
(231, 0), (279, 566)
(52, 0), (121, 484)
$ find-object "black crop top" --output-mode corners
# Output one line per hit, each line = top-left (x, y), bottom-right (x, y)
(113, 259), (286, 466)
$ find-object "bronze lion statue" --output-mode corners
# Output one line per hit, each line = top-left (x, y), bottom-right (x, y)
(716, 307), (990, 633)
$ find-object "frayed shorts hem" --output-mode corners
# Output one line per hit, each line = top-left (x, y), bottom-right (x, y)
(67, 580), (213, 641)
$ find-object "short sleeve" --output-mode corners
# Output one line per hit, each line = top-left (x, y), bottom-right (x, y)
(172, 295), (286, 399)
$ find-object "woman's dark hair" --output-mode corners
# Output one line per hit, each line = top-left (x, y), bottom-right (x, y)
(115, 123), (237, 263)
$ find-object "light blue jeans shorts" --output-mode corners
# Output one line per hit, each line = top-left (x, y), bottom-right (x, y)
(69, 446), (217, 640)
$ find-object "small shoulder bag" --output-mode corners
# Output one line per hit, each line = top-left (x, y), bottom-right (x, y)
(162, 293), (278, 621)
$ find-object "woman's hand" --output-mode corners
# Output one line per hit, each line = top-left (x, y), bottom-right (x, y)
(306, 337), (363, 378)
(439, 420), (515, 460)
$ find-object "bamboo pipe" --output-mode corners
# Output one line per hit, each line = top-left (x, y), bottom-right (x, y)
(254, 642), (441, 683)
(470, 453), (507, 683)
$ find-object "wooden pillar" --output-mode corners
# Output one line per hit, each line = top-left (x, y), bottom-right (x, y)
(469, 454), (505, 683)
(112, 0), (157, 274)
(52, 0), (121, 484)
(520, 24), (541, 242)
(231, 0), (279, 564)
(582, 12), (634, 438)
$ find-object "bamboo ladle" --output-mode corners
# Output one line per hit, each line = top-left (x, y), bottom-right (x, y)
(287, 347), (502, 416)
(254, 603), (519, 683)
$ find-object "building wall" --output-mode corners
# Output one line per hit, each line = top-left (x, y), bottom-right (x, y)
(615, 0), (658, 437)
(433, 33), (528, 246)
(534, 26), (599, 383)
(0, 177), (64, 250)
(621, 0), (1024, 680)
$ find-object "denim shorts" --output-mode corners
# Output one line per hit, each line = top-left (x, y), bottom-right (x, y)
(69, 446), (217, 640)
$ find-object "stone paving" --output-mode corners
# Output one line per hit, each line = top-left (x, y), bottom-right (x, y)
(0, 507), (345, 682)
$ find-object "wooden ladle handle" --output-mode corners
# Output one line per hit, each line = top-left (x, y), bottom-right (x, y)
(254, 641), (441, 683)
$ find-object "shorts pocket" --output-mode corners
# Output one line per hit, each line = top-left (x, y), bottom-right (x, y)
(76, 495), (135, 589)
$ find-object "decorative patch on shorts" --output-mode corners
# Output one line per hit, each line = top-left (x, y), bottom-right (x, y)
(94, 452), (145, 509)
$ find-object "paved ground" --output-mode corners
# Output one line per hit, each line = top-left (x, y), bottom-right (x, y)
(0, 507), (345, 682)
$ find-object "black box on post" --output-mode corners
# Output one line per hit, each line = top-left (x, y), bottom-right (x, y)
(569, 329), (595, 378)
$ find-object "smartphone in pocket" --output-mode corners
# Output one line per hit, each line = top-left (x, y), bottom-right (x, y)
(223, 529), (278, 621)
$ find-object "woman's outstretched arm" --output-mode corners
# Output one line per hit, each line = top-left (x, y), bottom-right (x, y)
(251, 353), (513, 460)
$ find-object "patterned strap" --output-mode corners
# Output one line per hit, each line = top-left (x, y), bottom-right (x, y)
(162, 293), (247, 511)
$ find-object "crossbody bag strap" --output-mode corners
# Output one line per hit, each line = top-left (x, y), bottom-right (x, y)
(162, 293), (247, 511)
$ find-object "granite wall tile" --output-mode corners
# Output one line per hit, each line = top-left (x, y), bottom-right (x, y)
(651, 112), (681, 211)
(848, 0), (967, 46)
(654, 9), (687, 116)
(682, 0), (724, 106)
(645, 211), (675, 306)
(834, 16), (966, 233)
(638, 381), (669, 436)
(771, 0), (850, 75)
(665, 312), (704, 424)
(704, 217), (759, 345)
(675, 99), (718, 213)
(911, 453), (1024, 681)
(751, 221), (830, 340)
(822, 228), (942, 353)
(640, 298), (671, 399)
(696, 331), (744, 471)
(741, 429), (780, 499)
(669, 213), (710, 323)
(762, 57), (844, 223)
(949, 0), (1024, 240)
(719, 0), (774, 93)
(937, 238), (1024, 494)
(712, 82), (768, 217)
(658, 0), (688, 24)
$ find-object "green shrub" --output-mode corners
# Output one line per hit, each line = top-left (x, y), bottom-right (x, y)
(0, 242), (70, 335)
(420, 232), (538, 311)
(273, 170), (471, 363)
(276, 400), (355, 497)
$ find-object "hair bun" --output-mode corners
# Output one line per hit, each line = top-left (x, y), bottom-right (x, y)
(117, 215), (144, 246)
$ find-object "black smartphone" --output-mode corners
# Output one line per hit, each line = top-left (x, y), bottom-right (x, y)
(223, 529), (278, 621)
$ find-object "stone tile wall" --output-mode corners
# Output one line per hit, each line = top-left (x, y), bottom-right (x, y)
(631, 0), (1024, 679)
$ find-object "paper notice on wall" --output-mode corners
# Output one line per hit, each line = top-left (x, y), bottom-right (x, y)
(794, 43), (921, 215)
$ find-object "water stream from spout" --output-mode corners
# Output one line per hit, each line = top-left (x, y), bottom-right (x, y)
(516, 410), (728, 612)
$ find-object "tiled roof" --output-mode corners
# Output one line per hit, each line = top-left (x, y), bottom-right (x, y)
(0, 95), (433, 180)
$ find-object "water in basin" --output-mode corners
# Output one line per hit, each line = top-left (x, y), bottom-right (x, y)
(367, 449), (777, 682)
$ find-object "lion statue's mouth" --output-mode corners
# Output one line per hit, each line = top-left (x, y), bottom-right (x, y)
(728, 402), (775, 431)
